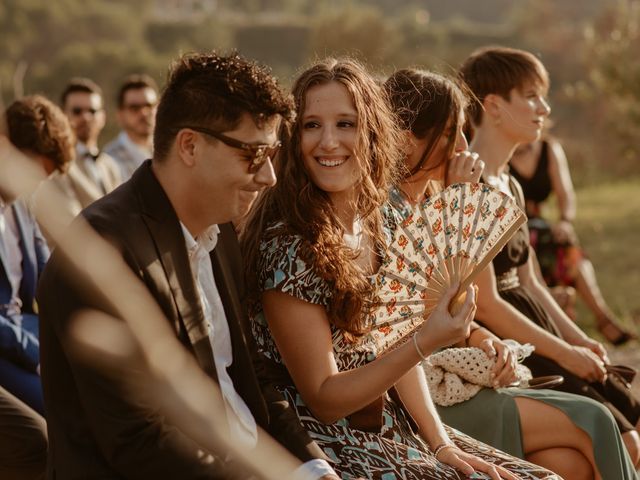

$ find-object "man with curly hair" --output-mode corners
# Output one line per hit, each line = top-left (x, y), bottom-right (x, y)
(37, 52), (337, 479)
(1, 94), (75, 479)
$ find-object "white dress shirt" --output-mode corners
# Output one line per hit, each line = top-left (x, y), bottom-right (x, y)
(0, 201), (24, 315)
(181, 223), (258, 448)
(181, 224), (335, 479)
(76, 143), (107, 194)
(119, 131), (150, 167)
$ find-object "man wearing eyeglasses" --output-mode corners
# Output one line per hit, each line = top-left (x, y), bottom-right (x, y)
(38, 52), (338, 479)
(61, 78), (122, 198)
(104, 74), (159, 180)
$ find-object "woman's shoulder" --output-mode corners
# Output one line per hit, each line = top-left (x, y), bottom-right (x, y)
(258, 222), (331, 304)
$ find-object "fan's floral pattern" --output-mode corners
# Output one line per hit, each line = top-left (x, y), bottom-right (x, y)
(372, 183), (526, 352)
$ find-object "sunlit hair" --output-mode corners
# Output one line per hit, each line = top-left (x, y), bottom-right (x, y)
(116, 73), (159, 108)
(154, 51), (294, 161)
(242, 58), (404, 336)
(60, 77), (103, 108)
(384, 68), (469, 184)
(6, 94), (75, 172)
(459, 46), (549, 126)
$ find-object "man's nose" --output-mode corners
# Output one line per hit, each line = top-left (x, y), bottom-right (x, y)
(254, 156), (277, 188)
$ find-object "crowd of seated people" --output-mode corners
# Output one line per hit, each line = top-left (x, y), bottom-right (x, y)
(0, 46), (637, 480)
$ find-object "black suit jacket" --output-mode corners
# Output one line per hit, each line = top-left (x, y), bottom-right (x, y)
(38, 161), (325, 479)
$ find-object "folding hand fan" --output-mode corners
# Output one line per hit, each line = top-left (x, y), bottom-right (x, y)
(367, 182), (526, 353)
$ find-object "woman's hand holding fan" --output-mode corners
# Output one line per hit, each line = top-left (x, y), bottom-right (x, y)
(367, 182), (526, 353)
(412, 282), (478, 357)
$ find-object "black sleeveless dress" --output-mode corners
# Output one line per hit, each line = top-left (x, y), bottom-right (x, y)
(510, 141), (583, 287)
(488, 174), (640, 432)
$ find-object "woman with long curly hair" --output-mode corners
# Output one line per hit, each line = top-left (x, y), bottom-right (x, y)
(384, 67), (638, 480)
(241, 58), (558, 479)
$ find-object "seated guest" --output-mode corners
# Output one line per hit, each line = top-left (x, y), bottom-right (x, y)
(2, 94), (75, 414)
(459, 45), (640, 465)
(510, 136), (635, 344)
(241, 57), (558, 479)
(60, 77), (121, 199)
(104, 74), (159, 180)
(37, 52), (338, 479)
(0, 94), (73, 479)
(384, 67), (637, 479)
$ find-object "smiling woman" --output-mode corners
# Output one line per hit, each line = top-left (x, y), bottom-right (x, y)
(300, 81), (359, 203)
(241, 58), (560, 480)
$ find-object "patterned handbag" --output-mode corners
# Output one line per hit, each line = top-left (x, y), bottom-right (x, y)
(423, 340), (534, 406)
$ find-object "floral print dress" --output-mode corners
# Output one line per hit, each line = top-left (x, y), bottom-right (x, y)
(250, 222), (558, 479)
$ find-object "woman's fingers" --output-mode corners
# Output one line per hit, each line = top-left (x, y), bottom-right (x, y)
(479, 339), (497, 358)
(447, 449), (519, 480)
(448, 151), (484, 184)
(438, 449), (474, 476)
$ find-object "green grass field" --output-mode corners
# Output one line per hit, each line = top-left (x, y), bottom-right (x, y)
(569, 177), (640, 340)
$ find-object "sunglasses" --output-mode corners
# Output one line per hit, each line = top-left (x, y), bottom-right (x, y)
(70, 106), (101, 116)
(179, 125), (281, 173)
(123, 102), (156, 113)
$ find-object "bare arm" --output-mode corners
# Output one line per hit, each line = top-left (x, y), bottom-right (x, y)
(261, 283), (475, 424)
(394, 366), (449, 446)
(518, 248), (609, 368)
(547, 139), (576, 222)
(475, 262), (573, 358)
(475, 261), (606, 382)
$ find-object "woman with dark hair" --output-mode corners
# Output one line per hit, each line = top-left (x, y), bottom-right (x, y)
(510, 136), (635, 345)
(458, 45), (640, 468)
(384, 67), (638, 480)
(242, 58), (558, 479)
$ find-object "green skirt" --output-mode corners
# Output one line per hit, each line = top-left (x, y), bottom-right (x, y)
(437, 387), (638, 479)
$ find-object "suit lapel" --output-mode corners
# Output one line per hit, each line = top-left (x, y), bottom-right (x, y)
(135, 165), (218, 381)
(12, 202), (37, 306)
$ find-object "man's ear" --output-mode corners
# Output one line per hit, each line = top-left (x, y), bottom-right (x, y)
(174, 129), (198, 167)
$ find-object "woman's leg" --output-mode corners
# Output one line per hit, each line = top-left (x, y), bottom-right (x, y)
(527, 447), (592, 480)
(622, 430), (640, 466)
(514, 397), (601, 479)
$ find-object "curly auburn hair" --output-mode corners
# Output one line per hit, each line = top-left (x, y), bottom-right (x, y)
(153, 51), (295, 160)
(242, 58), (404, 336)
(6, 94), (75, 173)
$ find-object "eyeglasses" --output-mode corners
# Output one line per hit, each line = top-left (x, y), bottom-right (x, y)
(123, 102), (156, 113)
(179, 125), (281, 173)
(70, 106), (101, 116)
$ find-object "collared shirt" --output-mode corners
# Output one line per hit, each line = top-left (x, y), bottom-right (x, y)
(76, 143), (107, 194)
(119, 131), (151, 168)
(181, 224), (336, 479)
(0, 201), (24, 315)
(181, 223), (258, 448)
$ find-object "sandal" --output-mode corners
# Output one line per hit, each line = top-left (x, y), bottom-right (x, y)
(596, 317), (637, 346)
